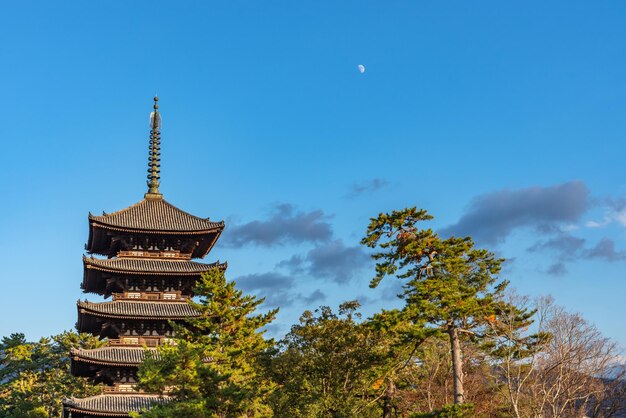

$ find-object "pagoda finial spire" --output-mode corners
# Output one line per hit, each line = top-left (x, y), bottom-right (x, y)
(145, 96), (163, 199)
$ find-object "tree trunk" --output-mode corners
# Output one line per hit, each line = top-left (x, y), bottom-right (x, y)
(382, 378), (396, 418)
(448, 325), (465, 404)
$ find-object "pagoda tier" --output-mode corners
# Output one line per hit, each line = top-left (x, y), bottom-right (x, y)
(71, 347), (155, 384)
(82, 255), (227, 296)
(71, 347), (154, 373)
(63, 394), (169, 418)
(87, 197), (224, 258)
(77, 299), (199, 337)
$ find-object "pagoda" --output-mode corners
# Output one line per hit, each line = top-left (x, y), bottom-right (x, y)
(63, 98), (225, 417)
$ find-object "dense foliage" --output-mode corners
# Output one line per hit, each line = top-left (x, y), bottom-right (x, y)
(133, 268), (277, 418)
(0, 331), (103, 418)
(266, 301), (406, 417)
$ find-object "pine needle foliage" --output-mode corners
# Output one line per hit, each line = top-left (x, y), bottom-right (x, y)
(362, 207), (528, 405)
(134, 268), (277, 418)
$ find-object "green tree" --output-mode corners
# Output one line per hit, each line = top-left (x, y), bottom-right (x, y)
(134, 268), (277, 418)
(267, 301), (404, 418)
(410, 403), (476, 418)
(0, 331), (104, 418)
(362, 208), (518, 405)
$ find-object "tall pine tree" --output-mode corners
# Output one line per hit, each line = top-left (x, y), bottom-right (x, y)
(135, 268), (277, 418)
(362, 208), (520, 405)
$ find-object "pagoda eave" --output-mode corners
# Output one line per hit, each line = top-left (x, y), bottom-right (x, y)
(72, 357), (142, 369)
(63, 394), (169, 418)
(63, 407), (129, 418)
(78, 310), (197, 322)
(76, 301), (199, 335)
(89, 220), (224, 235)
(83, 256), (226, 276)
(71, 347), (155, 369)
(86, 224), (223, 259)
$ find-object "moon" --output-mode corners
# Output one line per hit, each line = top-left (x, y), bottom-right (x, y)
(358, 64), (365, 74)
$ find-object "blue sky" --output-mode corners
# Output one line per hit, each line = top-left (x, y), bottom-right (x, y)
(1, 1), (625, 348)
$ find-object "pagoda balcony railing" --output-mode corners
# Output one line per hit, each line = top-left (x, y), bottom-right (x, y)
(109, 337), (176, 347)
(117, 250), (191, 260)
(103, 385), (141, 393)
(112, 291), (189, 301)
(102, 384), (174, 394)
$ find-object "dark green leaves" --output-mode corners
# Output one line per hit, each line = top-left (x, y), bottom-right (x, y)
(135, 269), (277, 418)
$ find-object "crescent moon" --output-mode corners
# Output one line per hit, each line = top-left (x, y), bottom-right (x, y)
(358, 64), (365, 74)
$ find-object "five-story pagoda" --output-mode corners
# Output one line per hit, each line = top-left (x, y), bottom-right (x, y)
(63, 98), (225, 417)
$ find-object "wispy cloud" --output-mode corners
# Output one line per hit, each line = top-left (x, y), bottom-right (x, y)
(222, 204), (333, 248)
(442, 181), (626, 276)
(346, 178), (389, 198)
(585, 198), (626, 229)
(306, 240), (371, 283)
(235, 272), (296, 307)
(528, 234), (586, 256)
(528, 233), (626, 275)
(277, 239), (371, 284)
(302, 289), (326, 304)
(585, 217), (611, 228)
(234, 272), (329, 309)
(527, 232), (586, 276)
(276, 254), (306, 274)
(546, 262), (568, 276)
(585, 238), (626, 261)
(443, 181), (590, 245)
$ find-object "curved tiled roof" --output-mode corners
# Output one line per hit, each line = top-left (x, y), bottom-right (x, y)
(63, 394), (168, 416)
(83, 256), (225, 275)
(71, 347), (156, 367)
(78, 300), (199, 320)
(89, 198), (224, 233)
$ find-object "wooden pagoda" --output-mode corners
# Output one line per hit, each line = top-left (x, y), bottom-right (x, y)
(63, 98), (225, 417)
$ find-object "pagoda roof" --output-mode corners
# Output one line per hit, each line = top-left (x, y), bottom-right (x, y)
(89, 197), (224, 234)
(86, 197), (224, 259)
(78, 300), (199, 321)
(71, 347), (156, 367)
(63, 394), (168, 417)
(84, 255), (226, 275)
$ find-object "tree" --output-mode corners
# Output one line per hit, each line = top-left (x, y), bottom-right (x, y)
(134, 268), (277, 418)
(266, 301), (405, 418)
(526, 299), (625, 418)
(483, 291), (549, 418)
(0, 331), (104, 418)
(390, 335), (507, 417)
(362, 208), (519, 405)
(485, 295), (625, 418)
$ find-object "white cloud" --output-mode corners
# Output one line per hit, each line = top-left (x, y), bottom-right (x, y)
(585, 217), (611, 228)
(613, 210), (626, 227)
(584, 209), (626, 229)
(562, 224), (580, 232)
